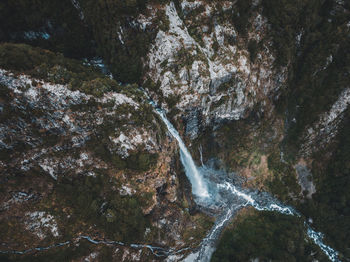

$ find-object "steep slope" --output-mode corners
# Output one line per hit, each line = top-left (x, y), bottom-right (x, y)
(0, 0), (349, 260)
(0, 44), (213, 261)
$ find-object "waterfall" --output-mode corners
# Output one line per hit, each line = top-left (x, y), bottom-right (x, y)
(148, 101), (341, 262)
(1, 92), (341, 261)
(152, 105), (209, 198)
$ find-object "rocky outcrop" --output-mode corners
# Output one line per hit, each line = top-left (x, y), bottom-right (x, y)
(0, 54), (211, 260)
(142, 1), (287, 137)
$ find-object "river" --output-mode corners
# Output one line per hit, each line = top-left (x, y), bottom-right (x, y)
(152, 103), (341, 262)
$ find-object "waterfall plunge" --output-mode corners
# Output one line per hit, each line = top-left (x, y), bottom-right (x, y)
(148, 99), (340, 262)
(154, 107), (209, 198)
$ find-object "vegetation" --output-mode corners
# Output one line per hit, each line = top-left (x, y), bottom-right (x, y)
(0, 239), (111, 262)
(212, 211), (328, 262)
(77, 0), (157, 83)
(261, 0), (350, 155)
(0, 0), (162, 84)
(247, 39), (258, 63)
(231, 0), (253, 36)
(0, 0), (96, 59)
(267, 151), (301, 203)
(299, 109), (350, 258)
(1, 0), (349, 260)
(50, 172), (150, 243)
(0, 43), (122, 96)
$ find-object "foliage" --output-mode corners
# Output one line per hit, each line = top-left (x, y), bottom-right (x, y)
(262, 1), (350, 256)
(79, 0), (156, 83)
(299, 109), (350, 258)
(88, 134), (158, 172)
(1, 239), (101, 262)
(0, 43), (122, 97)
(267, 151), (301, 203)
(126, 152), (159, 171)
(263, 0), (350, 153)
(212, 211), (328, 262)
(53, 173), (149, 243)
(0, 0), (159, 83)
(0, 0), (96, 59)
(231, 0), (253, 35)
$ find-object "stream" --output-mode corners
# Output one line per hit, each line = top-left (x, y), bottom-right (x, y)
(152, 104), (341, 262)
(1, 96), (341, 262)
(0, 235), (190, 258)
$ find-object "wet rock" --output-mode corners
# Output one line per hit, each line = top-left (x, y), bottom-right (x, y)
(184, 108), (202, 140)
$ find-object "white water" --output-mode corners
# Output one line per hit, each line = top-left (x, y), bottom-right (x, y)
(153, 106), (209, 198)
(149, 102), (341, 262)
(1, 93), (340, 261)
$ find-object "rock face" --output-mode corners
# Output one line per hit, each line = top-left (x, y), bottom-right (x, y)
(0, 68), (159, 179)
(1, 0), (350, 260)
(143, 1), (286, 133)
(294, 162), (316, 199)
(300, 88), (350, 156)
(0, 44), (213, 261)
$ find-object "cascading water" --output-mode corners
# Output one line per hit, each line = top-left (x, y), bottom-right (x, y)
(148, 100), (341, 262)
(152, 104), (209, 199)
(3, 93), (340, 261)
